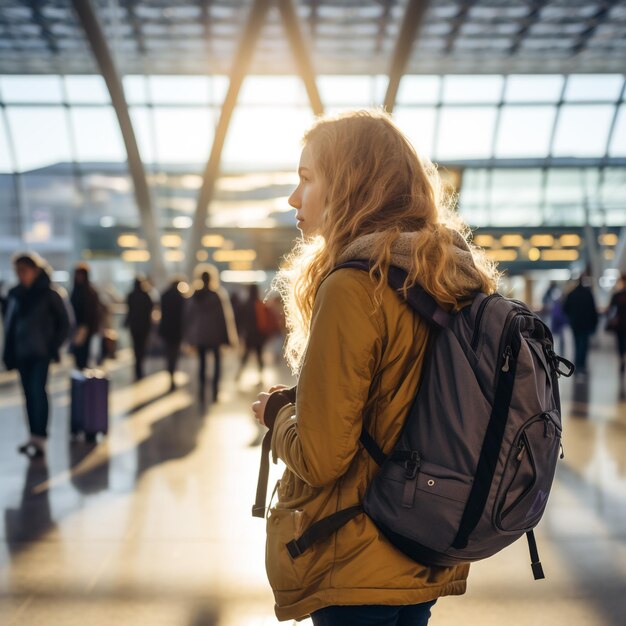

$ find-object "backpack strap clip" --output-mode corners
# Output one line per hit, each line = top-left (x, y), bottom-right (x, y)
(404, 451), (421, 480)
(286, 505), (363, 559)
(402, 451), (421, 508)
(544, 345), (575, 378)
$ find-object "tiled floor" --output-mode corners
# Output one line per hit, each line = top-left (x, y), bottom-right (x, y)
(1, 338), (625, 626)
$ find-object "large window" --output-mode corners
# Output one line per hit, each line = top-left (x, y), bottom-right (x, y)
(7, 107), (73, 171)
(0, 72), (624, 278)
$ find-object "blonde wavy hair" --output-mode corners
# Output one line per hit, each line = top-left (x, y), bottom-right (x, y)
(274, 110), (499, 373)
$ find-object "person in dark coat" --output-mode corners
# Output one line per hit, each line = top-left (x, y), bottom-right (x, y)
(0, 280), (7, 318)
(607, 273), (626, 378)
(70, 262), (101, 370)
(237, 284), (275, 380)
(125, 277), (154, 381)
(563, 275), (598, 376)
(185, 266), (237, 404)
(2, 253), (70, 457)
(158, 277), (187, 392)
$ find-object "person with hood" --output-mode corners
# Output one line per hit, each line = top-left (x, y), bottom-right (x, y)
(125, 276), (154, 381)
(185, 265), (237, 404)
(237, 284), (277, 380)
(3, 253), (70, 458)
(158, 276), (187, 392)
(69, 262), (101, 370)
(606, 273), (626, 378)
(251, 111), (499, 625)
(563, 275), (598, 376)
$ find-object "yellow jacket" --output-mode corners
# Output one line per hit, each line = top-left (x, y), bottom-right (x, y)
(267, 265), (471, 621)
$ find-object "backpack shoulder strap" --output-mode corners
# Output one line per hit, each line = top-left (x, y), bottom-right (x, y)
(333, 260), (451, 329)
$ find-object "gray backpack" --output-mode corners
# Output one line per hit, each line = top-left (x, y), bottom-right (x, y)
(277, 261), (574, 580)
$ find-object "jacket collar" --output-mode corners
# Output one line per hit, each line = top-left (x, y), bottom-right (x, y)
(336, 230), (484, 299)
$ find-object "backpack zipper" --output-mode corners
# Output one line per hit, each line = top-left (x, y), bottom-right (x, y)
(501, 346), (513, 372)
(499, 312), (524, 372)
(494, 411), (561, 532)
(471, 294), (499, 351)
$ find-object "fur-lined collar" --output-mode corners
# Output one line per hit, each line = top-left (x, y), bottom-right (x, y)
(337, 230), (484, 298)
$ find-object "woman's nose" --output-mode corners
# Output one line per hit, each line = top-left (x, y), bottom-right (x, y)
(288, 189), (300, 209)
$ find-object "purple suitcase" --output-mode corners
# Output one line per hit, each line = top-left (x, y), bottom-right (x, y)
(70, 370), (109, 439)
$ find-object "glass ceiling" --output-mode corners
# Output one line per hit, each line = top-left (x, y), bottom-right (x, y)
(1, 0), (625, 75)
(0, 72), (625, 174)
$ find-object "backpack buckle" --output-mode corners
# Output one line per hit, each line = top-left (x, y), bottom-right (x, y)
(404, 451), (421, 480)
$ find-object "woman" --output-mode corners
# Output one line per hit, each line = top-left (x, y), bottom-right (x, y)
(3, 253), (70, 457)
(607, 273), (626, 378)
(563, 275), (598, 377)
(125, 277), (154, 381)
(186, 265), (237, 404)
(159, 276), (187, 392)
(237, 284), (278, 381)
(70, 262), (101, 370)
(252, 111), (499, 625)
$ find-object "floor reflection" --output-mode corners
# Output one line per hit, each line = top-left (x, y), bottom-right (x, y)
(4, 458), (53, 557)
(1, 346), (625, 625)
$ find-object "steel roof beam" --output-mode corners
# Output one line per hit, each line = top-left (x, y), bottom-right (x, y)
(71, 0), (166, 285)
(571, 1), (617, 57)
(442, 0), (474, 56)
(0, 103), (25, 239)
(188, 0), (324, 275)
(375, 0), (395, 54)
(187, 0), (273, 277)
(602, 77), (626, 163)
(27, 0), (60, 59)
(277, 0), (324, 115)
(122, 0), (148, 58)
(508, 1), (544, 57)
(384, 0), (430, 113)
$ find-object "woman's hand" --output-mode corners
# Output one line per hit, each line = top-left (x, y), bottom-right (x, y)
(268, 384), (289, 394)
(252, 392), (271, 427)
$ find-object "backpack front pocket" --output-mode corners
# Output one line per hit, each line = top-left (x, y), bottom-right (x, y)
(494, 410), (561, 534)
(365, 457), (474, 553)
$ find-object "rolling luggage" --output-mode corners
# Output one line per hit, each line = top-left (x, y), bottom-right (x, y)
(70, 369), (109, 440)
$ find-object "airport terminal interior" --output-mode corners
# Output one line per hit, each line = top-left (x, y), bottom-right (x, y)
(0, 0), (626, 624)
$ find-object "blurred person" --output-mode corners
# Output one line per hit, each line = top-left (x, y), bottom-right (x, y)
(69, 262), (101, 370)
(159, 276), (187, 392)
(550, 296), (568, 357)
(251, 111), (499, 624)
(97, 287), (119, 363)
(237, 284), (278, 380)
(541, 281), (566, 355)
(606, 273), (626, 378)
(125, 277), (154, 381)
(2, 253), (70, 458)
(0, 279), (7, 318)
(186, 266), (237, 404)
(265, 293), (287, 359)
(541, 281), (559, 322)
(563, 275), (598, 376)
(229, 287), (245, 339)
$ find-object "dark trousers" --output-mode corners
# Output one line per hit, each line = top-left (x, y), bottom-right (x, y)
(311, 601), (436, 626)
(198, 347), (221, 402)
(164, 340), (181, 379)
(573, 331), (591, 372)
(131, 333), (148, 381)
(17, 358), (50, 438)
(73, 334), (92, 370)
(617, 332), (626, 373)
(241, 342), (263, 371)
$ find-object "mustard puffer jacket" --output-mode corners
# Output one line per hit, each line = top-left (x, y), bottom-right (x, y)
(267, 268), (470, 621)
